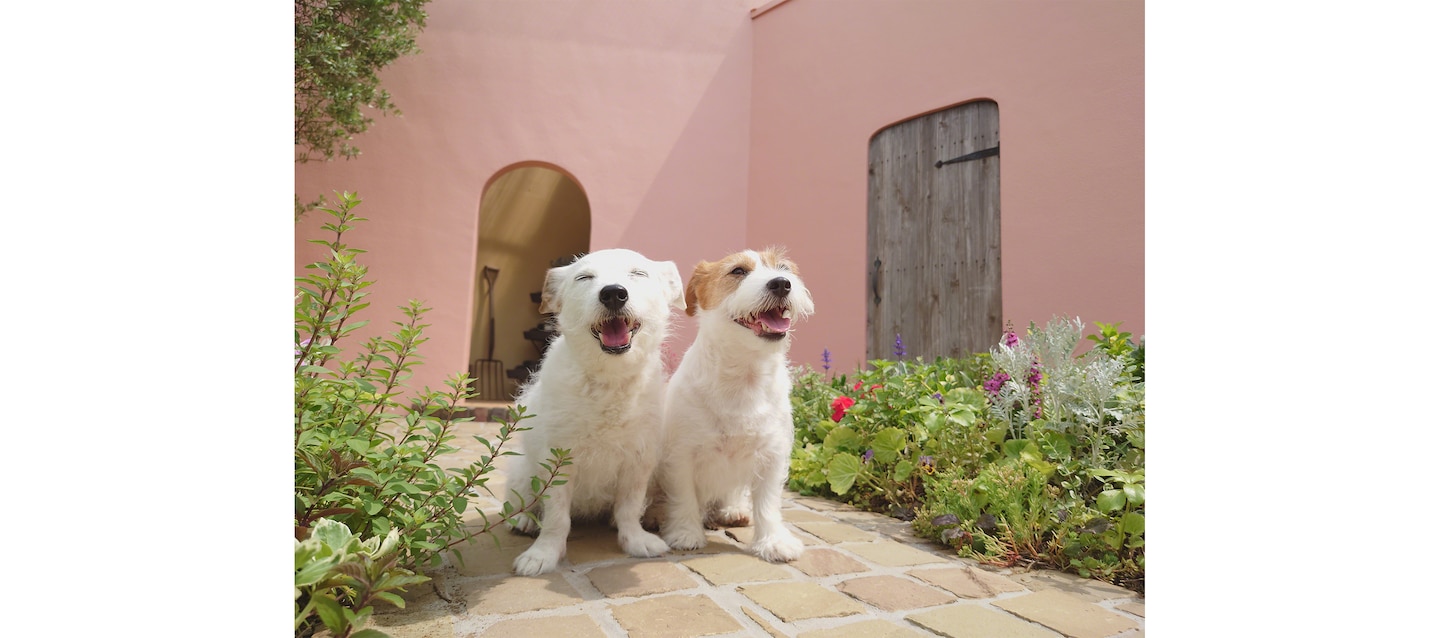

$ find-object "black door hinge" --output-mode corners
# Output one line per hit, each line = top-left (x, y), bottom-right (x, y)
(935, 144), (999, 168)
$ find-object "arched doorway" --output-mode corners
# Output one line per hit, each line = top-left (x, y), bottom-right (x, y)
(867, 99), (1002, 361)
(470, 163), (590, 400)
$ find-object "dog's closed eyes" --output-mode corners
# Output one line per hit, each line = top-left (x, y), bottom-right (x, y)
(539, 249), (685, 355)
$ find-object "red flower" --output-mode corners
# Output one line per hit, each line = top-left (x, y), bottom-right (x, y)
(830, 396), (856, 422)
(851, 381), (883, 394)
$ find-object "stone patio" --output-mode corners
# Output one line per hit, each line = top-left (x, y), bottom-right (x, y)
(359, 416), (1144, 638)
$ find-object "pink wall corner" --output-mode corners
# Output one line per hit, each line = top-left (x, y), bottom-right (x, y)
(747, 0), (1145, 373)
(296, 0), (762, 395)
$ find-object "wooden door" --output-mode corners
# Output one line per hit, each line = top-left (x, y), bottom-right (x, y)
(867, 100), (1001, 361)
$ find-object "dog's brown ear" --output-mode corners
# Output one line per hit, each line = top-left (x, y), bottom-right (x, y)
(684, 260), (714, 317)
(656, 260), (686, 312)
(539, 264), (568, 314)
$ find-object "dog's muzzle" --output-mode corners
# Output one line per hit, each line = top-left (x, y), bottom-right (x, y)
(593, 314), (640, 354)
(737, 278), (794, 341)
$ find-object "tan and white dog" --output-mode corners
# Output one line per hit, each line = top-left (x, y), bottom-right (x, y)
(505, 248), (685, 576)
(658, 248), (815, 562)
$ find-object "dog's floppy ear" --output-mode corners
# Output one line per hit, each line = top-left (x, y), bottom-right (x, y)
(656, 260), (686, 312)
(683, 260), (714, 317)
(539, 263), (569, 314)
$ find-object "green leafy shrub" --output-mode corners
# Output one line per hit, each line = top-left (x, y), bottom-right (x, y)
(294, 519), (428, 638)
(791, 317), (1145, 591)
(295, 0), (432, 164)
(788, 354), (994, 517)
(294, 193), (570, 637)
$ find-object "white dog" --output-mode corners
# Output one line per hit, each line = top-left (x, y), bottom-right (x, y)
(504, 248), (685, 576)
(658, 247), (815, 562)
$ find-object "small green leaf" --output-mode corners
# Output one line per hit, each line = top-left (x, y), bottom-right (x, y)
(1120, 511), (1145, 535)
(350, 629), (393, 638)
(823, 426), (863, 453)
(827, 453), (861, 495)
(1122, 484), (1144, 506)
(1002, 439), (1041, 463)
(871, 428), (907, 463)
(1096, 489), (1126, 513)
(946, 410), (976, 427)
(984, 425), (1008, 445)
(893, 459), (915, 482)
(310, 594), (347, 634)
(374, 591), (406, 609)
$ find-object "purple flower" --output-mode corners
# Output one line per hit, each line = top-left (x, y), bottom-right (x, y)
(861, 449), (875, 463)
(1026, 360), (1043, 418)
(983, 372), (1010, 395)
(933, 392), (944, 405)
(1003, 330), (1019, 348)
(919, 455), (935, 468)
(821, 348), (832, 372)
(894, 334), (906, 358)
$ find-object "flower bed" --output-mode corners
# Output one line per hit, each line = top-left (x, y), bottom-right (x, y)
(790, 318), (1145, 592)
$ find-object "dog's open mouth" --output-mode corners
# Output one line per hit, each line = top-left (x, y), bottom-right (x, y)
(736, 307), (792, 341)
(592, 317), (641, 354)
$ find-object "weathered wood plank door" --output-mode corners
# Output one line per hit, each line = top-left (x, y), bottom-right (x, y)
(867, 99), (1001, 361)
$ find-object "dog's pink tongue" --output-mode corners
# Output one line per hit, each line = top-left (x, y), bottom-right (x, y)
(758, 309), (791, 334)
(600, 318), (631, 347)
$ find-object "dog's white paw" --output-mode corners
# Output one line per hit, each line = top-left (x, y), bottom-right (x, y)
(709, 506), (751, 528)
(662, 524), (708, 551)
(620, 530), (670, 558)
(751, 530), (804, 563)
(513, 545), (562, 576)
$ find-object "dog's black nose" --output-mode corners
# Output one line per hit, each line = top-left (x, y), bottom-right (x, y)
(599, 284), (629, 311)
(766, 277), (791, 297)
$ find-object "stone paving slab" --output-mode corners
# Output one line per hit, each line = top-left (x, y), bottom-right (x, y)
(782, 508), (836, 523)
(464, 573), (585, 615)
(992, 589), (1140, 638)
(473, 614), (607, 638)
(792, 521), (878, 543)
(835, 575), (955, 612)
(909, 565), (1028, 599)
(737, 582), (868, 622)
(907, 604), (1062, 638)
(585, 561), (702, 598)
(609, 594), (743, 638)
(789, 547), (869, 577)
(681, 552), (792, 585)
(839, 539), (950, 567)
(1113, 601), (1145, 618)
(355, 420), (1143, 638)
(796, 619), (932, 638)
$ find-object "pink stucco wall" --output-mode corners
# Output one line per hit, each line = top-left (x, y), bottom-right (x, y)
(296, 0), (764, 394)
(295, 0), (1143, 394)
(747, 0), (1144, 373)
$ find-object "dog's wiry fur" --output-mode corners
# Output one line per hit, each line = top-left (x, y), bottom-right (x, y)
(505, 248), (685, 576)
(659, 247), (815, 562)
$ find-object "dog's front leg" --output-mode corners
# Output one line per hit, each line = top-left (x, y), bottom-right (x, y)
(659, 458), (708, 550)
(513, 480), (572, 576)
(614, 462), (669, 557)
(748, 454), (803, 562)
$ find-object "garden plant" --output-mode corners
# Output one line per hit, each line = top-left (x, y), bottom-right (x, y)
(294, 193), (570, 637)
(790, 318), (1145, 591)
